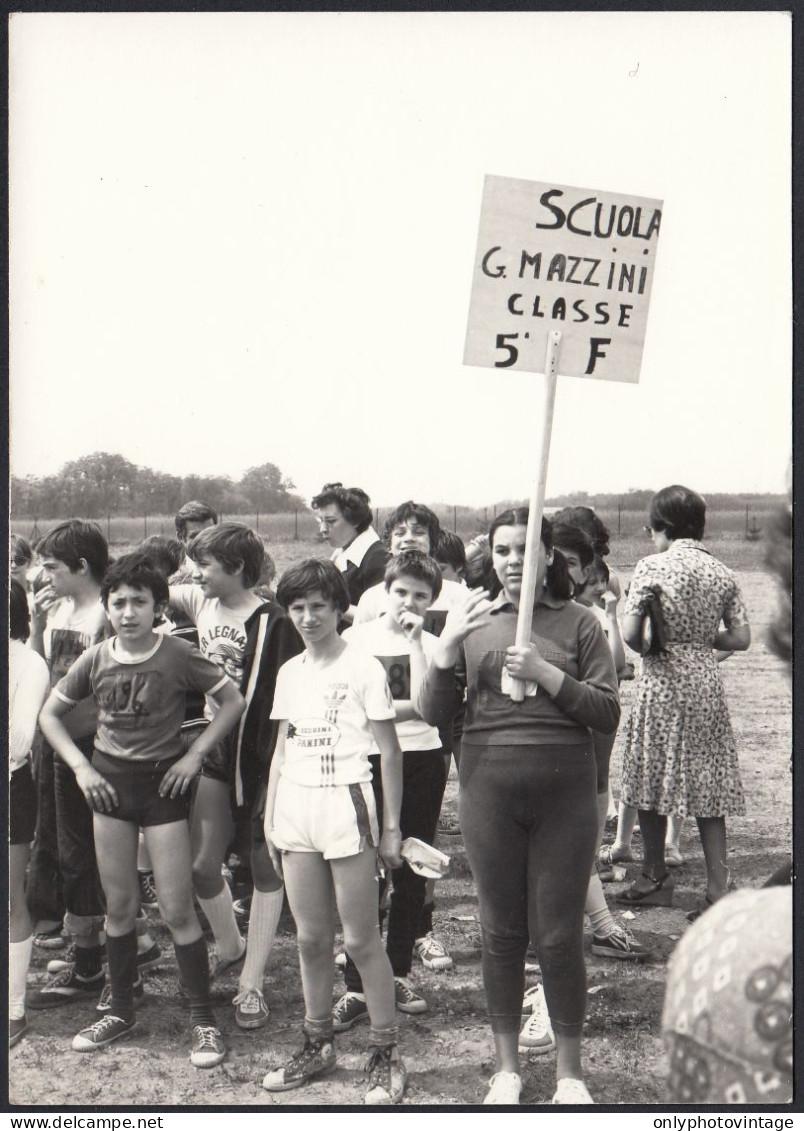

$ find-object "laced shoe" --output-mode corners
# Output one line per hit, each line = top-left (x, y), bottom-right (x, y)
(394, 977), (428, 1014)
(9, 1015), (29, 1048)
(137, 871), (159, 910)
(96, 975), (144, 1012)
(364, 1044), (407, 1105)
(135, 942), (163, 973)
(190, 1024), (226, 1068)
(262, 1034), (337, 1091)
(210, 939), (246, 980)
(332, 992), (369, 1032)
(665, 844), (684, 868)
(72, 1014), (136, 1051)
(28, 966), (105, 1010)
(233, 987), (270, 1030)
(524, 944), (541, 975)
(552, 1077), (594, 1104)
(591, 926), (653, 961)
(484, 1071), (522, 1104)
(521, 982), (546, 1015)
(518, 984), (555, 1053)
(47, 944), (76, 975)
(413, 933), (454, 971)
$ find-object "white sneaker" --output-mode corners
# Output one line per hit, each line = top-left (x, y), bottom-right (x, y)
(552, 1077), (594, 1104)
(484, 1071), (522, 1104)
(518, 984), (555, 1053)
(413, 933), (454, 971)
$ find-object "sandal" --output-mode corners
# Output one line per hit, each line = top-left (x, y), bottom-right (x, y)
(616, 872), (674, 907)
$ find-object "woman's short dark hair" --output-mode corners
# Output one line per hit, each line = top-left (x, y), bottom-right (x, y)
(382, 501), (442, 551)
(551, 523), (595, 570)
(488, 508), (572, 601)
(36, 520), (109, 584)
(100, 552), (170, 613)
(10, 580), (30, 641)
(276, 559), (351, 615)
(552, 506), (611, 557)
(311, 483), (373, 534)
(649, 485), (706, 542)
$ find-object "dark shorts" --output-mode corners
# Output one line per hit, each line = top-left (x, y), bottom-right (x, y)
(186, 722), (230, 784)
(10, 761), (37, 845)
(93, 750), (190, 827)
(234, 776), (270, 857)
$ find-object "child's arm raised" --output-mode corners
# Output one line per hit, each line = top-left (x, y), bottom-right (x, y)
(602, 590), (627, 674)
(370, 718), (403, 870)
(160, 679), (245, 799)
(39, 692), (119, 813)
(263, 723), (287, 877)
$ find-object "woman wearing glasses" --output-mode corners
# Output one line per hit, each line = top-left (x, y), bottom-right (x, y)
(617, 485), (750, 918)
(311, 484), (389, 625)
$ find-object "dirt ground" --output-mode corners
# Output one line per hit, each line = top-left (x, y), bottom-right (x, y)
(8, 561), (792, 1109)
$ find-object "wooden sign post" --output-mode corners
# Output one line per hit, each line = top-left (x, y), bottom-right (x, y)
(464, 175), (663, 699)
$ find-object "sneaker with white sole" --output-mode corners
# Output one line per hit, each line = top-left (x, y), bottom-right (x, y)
(134, 941), (163, 973)
(332, 991), (369, 1031)
(262, 1034), (336, 1091)
(210, 940), (246, 980)
(334, 950), (347, 969)
(32, 926), (67, 950)
(665, 844), (684, 867)
(521, 982), (545, 1014)
(518, 985), (555, 1053)
(591, 926), (653, 961)
(364, 1044), (406, 1105)
(96, 975), (144, 1012)
(72, 1014), (136, 1051)
(233, 987), (269, 1030)
(484, 1071), (522, 1104)
(190, 1024), (226, 1068)
(28, 966), (105, 1010)
(394, 977), (428, 1014)
(9, 1015), (29, 1048)
(413, 933), (454, 971)
(552, 1077), (594, 1104)
(137, 870), (159, 910)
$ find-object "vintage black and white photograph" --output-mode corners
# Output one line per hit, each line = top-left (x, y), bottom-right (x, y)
(8, 10), (793, 1111)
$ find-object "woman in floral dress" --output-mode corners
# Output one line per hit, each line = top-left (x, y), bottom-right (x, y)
(617, 485), (750, 912)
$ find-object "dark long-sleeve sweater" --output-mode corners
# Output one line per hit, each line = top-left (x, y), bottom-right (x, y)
(417, 594), (620, 746)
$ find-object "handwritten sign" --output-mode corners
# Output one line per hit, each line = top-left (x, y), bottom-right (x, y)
(464, 175), (663, 383)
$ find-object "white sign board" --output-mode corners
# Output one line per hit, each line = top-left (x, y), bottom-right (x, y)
(464, 175), (663, 383)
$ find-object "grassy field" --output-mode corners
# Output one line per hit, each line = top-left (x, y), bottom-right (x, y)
(7, 526), (790, 1108)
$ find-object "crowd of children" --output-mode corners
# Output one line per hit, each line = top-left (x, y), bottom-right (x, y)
(8, 487), (743, 1106)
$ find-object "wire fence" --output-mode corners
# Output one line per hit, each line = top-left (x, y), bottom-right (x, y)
(11, 505), (774, 549)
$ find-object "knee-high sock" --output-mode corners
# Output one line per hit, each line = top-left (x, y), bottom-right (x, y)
(107, 929), (138, 1022)
(239, 887), (284, 991)
(174, 937), (216, 1027)
(9, 937), (33, 1019)
(197, 886), (244, 961)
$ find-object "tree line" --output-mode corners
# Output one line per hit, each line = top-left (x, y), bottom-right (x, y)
(11, 453), (306, 520)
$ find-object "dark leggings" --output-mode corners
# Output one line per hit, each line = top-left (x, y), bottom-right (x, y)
(345, 749), (448, 986)
(460, 741), (598, 1038)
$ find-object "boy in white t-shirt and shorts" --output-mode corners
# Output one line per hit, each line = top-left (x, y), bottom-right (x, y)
(333, 551), (450, 1023)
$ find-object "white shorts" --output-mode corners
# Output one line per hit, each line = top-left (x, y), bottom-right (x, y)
(269, 777), (379, 860)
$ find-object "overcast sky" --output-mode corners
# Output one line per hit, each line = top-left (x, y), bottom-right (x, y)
(9, 11), (791, 508)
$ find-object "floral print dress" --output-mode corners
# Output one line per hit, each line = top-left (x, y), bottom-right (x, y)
(621, 539), (749, 817)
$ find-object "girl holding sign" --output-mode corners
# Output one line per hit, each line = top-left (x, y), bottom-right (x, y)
(417, 510), (619, 1105)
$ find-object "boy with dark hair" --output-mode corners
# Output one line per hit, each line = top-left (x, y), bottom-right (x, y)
(174, 500), (219, 544)
(26, 521), (110, 1005)
(40, 552), (245, 1064)
(334, 551), (450, 1023)
(169, 522), (303, 1030)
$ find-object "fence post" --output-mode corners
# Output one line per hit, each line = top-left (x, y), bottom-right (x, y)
(375, 507), (379, 532)
(107, 514), (111, 542)
(294, 510), (299, 541)
(745, 503), (749, 538)
(453, 505), (457, 533)
(144, 513), (147, 537)
(618, 502), (622, 536)
(484, 507), (488, 528)
(256, 511), (259, 533)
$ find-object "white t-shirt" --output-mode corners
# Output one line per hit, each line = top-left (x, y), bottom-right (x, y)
(169, 585), (262, 716)
(9, 640), (50, 775)
(270, 644), (395, 787)
(343, 619), (441, 753)
(354, 576), (469, 624)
